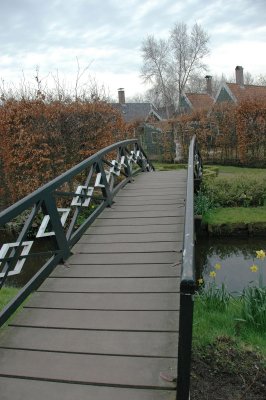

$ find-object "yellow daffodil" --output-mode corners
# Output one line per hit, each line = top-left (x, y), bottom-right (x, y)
(256, 250), (265, 260)
(214, 263), (221, 270)
(198, 278), (204, 285)
(209, 271), (216, 278)
(250, 264), (258, 273)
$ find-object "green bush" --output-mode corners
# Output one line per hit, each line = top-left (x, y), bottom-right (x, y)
(201, 176), (266, 208)
(194, 190), (215, 215)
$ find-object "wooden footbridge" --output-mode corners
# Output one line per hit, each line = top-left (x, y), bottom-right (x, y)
(0, 138), (202, 400)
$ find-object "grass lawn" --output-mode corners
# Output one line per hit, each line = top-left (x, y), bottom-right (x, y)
(153, 162), (266, 176)
(203, 207), (266, 225)
(208, 164), (266, 178)
(193, 296), (266, 357)
(0, 286), (19, 311)
(153, 162), (187, 171)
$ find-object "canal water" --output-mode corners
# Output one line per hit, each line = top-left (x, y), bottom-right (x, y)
(196, 236), (266, 294)
(0, 230), (56, 288)
(1, 229), (266, 293)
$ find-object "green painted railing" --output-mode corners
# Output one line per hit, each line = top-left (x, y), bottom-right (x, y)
(177, 135), (202, 400)
(0, 139), (154, 326)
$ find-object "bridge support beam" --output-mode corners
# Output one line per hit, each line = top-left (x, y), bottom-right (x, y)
(177, 292), (194, 400)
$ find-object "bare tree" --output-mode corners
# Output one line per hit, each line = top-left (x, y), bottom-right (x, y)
(141, 35), (172, 118)
(170, 22), (209, 104)
(185, 73), (207, 94)
(257, 74), (266, 86)
(224, 71), (266, 86)
(140, 22), (210, 115)
(186, 73), (225, 98)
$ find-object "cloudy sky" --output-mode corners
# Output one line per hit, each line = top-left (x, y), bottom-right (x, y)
(1, 0), (265, 99)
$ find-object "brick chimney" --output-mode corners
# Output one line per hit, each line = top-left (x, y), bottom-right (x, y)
(235, 66), (244, 86)
(118, 88), (125, 104)
(205, 75), (213, 96)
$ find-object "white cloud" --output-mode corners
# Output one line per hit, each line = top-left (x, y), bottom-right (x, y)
(206, 40), (266, 77)
(0, 0), (265, 97)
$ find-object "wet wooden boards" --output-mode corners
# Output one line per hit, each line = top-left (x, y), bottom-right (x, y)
(0, 170), (187, 399)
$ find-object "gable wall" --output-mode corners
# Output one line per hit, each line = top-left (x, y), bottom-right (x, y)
(179, 96), (192, 113)
(216, 87), (234, 103)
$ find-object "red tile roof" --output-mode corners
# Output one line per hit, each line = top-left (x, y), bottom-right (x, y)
(186, 93), (214, 111)
(227, 83), (266, 102)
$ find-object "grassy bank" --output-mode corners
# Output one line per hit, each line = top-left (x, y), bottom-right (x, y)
(195, 165), (266, 230)
(193, 164), (266, 398)
(0, 286), (19, 310)
(203, 206), (266, 225)
(153, 162), (187, 171)
(193, 297), (266, 356)
(191, 295), (266, 399)
(216, 165), (266, 178)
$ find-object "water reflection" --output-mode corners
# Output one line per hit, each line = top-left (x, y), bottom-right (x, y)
(0, 230), (56, 288)
(196, 236), (266, 293)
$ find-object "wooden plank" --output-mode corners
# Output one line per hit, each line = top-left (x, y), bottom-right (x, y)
(99, 210), (184, 218)
(0, 349), (177, 388)
(85, 224), (184, 235)
(113, 197), (184, 205)
(116, 189), (184, 196)
(91, 216), (184, 226)
(128, 185), (183, 190)
(0, 170), (184, 400)
(38, 277), (180, 293)
(0, 377), (176, 400)
(109, 204), (184, 211)
(67, 252), (181, 265)
(11, 309), (179, 331)
(0, 326), (178, 357)
(79, 232), (182, 243)
(51, 263), (181, 278)
(123, 184), (186, 190)
(73, 241), (182, 254)
(133, 171), (186, 179)
(26, 292), (180, 310)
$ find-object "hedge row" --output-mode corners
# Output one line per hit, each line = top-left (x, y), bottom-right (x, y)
(0, 100), (133, 207)
(175, 100), (266, 166)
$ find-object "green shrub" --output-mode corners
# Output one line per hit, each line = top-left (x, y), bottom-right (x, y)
(194, 190), (215, 215)
(201, 176), (266, 208)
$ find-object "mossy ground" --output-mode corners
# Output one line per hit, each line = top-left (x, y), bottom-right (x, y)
(203, 207), (266, 235)
(191, 298), (266, 399)
(0, 286), (19, 310)
(203, 207), (266, 225)
(191, 336), (266, 400)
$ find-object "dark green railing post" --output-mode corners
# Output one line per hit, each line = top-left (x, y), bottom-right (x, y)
(176, 134), (202, 400)
(43, 196), (71, 260)
(121, 147), (133, 180)
(96, 160), (113, 207)
(176, 290), (194, 400)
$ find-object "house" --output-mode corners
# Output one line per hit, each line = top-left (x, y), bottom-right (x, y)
(111, 89), (163, 123)
(111, 89), (176, 160)
(179, 76), (215, 114)
(215, 66), (266, 104)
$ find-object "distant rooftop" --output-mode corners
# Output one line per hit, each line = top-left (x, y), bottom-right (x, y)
(185, 93), (214, 111)
(111, 102), (161, 123)
(226, 83), (266, 102)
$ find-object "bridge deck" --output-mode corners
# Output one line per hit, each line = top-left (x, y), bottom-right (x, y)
(0, 170), (187, 400)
